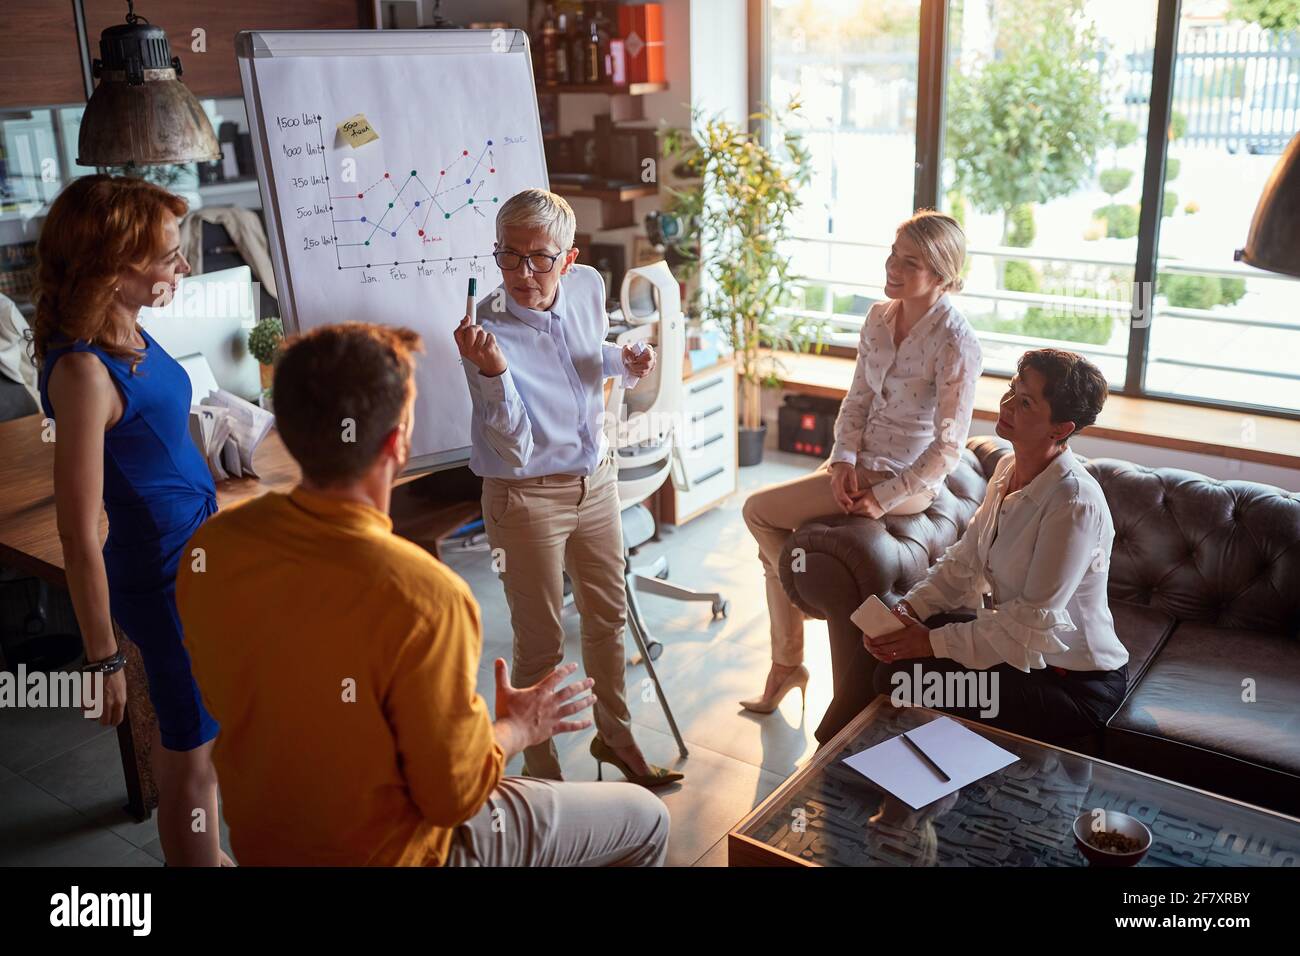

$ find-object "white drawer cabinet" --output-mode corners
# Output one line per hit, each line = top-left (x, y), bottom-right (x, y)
(661, 362), (738, 524)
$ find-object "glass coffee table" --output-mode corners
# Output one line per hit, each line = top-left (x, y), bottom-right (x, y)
(729, 696), (1300, 866)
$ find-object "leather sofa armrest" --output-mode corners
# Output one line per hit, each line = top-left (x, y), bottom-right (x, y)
(778, 512), (943, 625)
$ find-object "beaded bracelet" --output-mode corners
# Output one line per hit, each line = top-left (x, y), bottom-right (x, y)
(81, 651), (126, 675)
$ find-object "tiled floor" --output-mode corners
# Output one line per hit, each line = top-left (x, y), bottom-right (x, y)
(0, 450), (827, 867)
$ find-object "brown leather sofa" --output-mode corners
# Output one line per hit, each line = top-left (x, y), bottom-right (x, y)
(779, 435), (1300, 817)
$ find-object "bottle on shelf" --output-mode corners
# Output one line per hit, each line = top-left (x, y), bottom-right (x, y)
(587, 7), (611, 84)
(553, 10), (571, 84)
(568, 6), (588, 85)
(540, 3), (561, 86)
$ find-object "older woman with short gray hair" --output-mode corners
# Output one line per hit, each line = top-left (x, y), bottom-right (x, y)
(453, 188), (684, 789)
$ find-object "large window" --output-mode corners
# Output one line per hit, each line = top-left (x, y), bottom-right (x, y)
(768, 0), (922, 342)
(763, 0), (1300, 417)
(939, 0), (1157, 388)
(1146, 12), (1300, 411)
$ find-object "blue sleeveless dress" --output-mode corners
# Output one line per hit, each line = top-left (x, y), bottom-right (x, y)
(39, 326), (220, 751)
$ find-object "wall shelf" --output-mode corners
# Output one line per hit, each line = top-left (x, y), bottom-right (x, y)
(552, 183), (658, 203)
(538, 82), (668, 96)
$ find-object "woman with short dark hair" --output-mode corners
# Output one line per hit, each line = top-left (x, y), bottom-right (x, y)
(854, 348), (1128, 746)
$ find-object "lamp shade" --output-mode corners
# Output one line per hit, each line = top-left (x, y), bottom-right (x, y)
(1237, 132), (1300, 279)
(76, 16), (220, 167)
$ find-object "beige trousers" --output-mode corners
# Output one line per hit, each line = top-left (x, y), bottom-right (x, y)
(481, 453), (634, 779)
(444, 776), (668, 867)
(741, 459), (935, 667)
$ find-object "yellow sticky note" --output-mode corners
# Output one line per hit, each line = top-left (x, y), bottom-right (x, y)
(338, 113), (379, 148)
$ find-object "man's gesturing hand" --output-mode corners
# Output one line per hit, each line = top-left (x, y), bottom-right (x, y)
(454, 316), (508, 377)
(493, 659), (595, 754)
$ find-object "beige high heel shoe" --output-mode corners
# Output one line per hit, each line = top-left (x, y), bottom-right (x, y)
(740, 664), (810, 714)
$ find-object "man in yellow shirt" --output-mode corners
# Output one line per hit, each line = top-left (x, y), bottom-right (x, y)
(177, 322), (668, 866)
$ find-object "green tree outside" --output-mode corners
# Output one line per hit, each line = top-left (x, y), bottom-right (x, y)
(1229, 0), (1300, 31)
(946, 0), (1107, 287)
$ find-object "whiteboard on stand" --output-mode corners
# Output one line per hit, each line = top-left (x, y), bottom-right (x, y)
(237, 29), (549, 473)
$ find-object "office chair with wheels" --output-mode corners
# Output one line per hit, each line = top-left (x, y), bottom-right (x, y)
(604, 262), (729, 758)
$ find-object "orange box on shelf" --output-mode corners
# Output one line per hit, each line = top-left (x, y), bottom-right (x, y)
(617, 3), (665, 84)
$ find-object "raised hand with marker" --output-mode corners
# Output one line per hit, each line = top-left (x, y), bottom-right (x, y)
(453, 276), (507, 376)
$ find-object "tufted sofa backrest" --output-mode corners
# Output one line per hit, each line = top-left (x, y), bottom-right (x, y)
(966, 436), (1300, 637)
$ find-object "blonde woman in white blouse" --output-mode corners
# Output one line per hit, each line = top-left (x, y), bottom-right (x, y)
(863, 349), (1129, 747)
(741, 211), (982, 714)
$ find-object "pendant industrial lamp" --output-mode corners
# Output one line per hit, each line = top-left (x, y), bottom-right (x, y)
(1236, 132), (1300, 279)
(76, 0), (220, 167)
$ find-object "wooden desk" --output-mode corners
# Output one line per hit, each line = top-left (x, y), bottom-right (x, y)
(0, 413), (480, 821)
(0, 414), (302, 819)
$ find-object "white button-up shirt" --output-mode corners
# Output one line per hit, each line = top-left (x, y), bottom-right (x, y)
(462, 264), (634, 479)
(903, 448), (1130, 673)
(830, 295), (983, 512)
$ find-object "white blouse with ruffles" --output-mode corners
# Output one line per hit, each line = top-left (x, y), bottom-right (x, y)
(829, 295), (983, 514)
(902, 448), (1129, 673)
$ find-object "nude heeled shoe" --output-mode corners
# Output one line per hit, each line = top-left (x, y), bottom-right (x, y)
(739, 665), (810, 714)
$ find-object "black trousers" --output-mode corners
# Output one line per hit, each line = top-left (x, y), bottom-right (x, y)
(816, 612), (1128, 750)
(868, 657), (1128, 749)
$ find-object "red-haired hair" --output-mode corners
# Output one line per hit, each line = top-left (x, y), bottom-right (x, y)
(32, 174), (188, 374)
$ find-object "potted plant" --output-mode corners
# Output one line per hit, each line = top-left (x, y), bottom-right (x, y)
(247, 316), (284, 393)
(662, 99), (820, 466)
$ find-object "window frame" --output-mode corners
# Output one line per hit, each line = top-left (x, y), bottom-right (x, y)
(756, 0), (1300, 422)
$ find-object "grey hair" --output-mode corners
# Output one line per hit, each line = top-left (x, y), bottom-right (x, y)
(495, 188), (576, 250)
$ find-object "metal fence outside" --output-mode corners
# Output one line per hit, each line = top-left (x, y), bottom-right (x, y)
(1120, 25), (1297, 152)
(773, 25), (1300, 153)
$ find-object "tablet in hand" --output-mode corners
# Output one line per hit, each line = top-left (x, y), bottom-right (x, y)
(851, 594), (906, 639)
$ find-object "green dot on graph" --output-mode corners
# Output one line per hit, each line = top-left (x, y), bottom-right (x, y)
(444, 213), (450, 219)
(410, 170), (417, 176)
(364, 240), (370, 246)
(493, 197), (499, 202)
(388, 202), (393, 208)
(467, 198), (473, 204)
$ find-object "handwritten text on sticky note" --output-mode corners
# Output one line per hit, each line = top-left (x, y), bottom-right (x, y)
(338, 114), (379, 148)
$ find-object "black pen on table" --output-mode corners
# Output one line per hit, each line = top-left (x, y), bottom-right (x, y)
(900, 730), (951, 782)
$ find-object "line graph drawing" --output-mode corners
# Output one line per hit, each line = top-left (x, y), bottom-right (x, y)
(251, 42), (551, 467)
(305, 115), (505, 271)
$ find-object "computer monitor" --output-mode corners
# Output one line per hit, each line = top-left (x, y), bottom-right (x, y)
(138, 266), (262, 402)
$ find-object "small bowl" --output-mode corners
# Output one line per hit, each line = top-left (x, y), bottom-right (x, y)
(1073, 809), (1152, 867)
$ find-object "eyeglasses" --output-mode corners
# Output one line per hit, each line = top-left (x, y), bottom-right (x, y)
(492, 248), (566, 274)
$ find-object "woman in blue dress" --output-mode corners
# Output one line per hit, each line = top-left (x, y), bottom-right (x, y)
(33, 175), (227, 865)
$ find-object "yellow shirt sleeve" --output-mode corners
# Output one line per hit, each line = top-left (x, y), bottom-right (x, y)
(384, 584), (504, 828)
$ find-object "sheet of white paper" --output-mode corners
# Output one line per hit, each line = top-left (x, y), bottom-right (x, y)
(221, 438), (243, 479)
(841, 715), (1019, 810)
(251, 52), (549, 465)
(202, 389), (274, 476)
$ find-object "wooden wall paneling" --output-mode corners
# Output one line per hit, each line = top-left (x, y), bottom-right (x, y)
(80, 0), (372, 99)
(0, 1), (88, 108)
